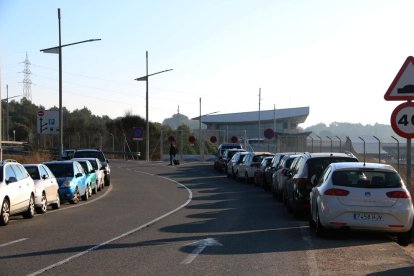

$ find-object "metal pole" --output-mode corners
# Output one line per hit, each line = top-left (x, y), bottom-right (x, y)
(160, 129), (163, 161)
(326, 136), (333, 152)
(316, 135), (322, 152)
(6, 84), (8, 141)
(359, 136), (366, 163)
(258, 88), (261, 139)
(58, 8), (63, 158)
(407, 138), (412, 193)
(199, 97), (202, 161)
(391, 136), (400, 173)
(335, 136), (342, 152)
(373, 136), (381, 163)
(145, 51), (149, 162)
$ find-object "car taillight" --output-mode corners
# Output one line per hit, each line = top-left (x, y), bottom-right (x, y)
(386, 191), (410, 198)
(324, 188), (349, 196)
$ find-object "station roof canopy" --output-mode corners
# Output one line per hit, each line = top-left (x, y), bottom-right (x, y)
(199, 106), (309, 124)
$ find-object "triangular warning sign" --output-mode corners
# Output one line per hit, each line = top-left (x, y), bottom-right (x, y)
(384, 56), (414, 100)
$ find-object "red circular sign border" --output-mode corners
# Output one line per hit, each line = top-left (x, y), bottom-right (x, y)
(390, 101), (414, 139)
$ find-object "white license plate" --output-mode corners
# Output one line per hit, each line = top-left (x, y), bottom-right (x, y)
(353, 213), (383, 221)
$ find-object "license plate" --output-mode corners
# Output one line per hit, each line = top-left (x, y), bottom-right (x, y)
(353, 213), (383, 221)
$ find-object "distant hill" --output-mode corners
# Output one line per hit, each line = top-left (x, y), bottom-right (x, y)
(302, 122), (398, 140)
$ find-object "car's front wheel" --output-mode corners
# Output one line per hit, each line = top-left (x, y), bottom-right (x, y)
(23, 195), (35, 219)
(0, 199), (10, 226)
(70, 188), (80, 204)
(82, 186), (90, 201)
(36, 192), (48, 214)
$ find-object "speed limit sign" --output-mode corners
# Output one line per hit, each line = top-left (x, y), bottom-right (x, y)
(391, 102), (414, 138)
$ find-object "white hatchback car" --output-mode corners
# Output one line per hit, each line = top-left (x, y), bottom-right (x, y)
(309, 162), (414, 245)
(0, 160), (36, 226)
(24, 164), (60, 213)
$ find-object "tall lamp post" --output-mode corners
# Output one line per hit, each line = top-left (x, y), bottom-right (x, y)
(40, 8), (100, 158)
(135, 51), (172, 162)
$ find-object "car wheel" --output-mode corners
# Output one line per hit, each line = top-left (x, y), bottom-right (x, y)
(0, 199), (10, 226)
(397, 223), (413, 246)
(52, 191), (61, 210)
(245, 172), (250, 184)
(97, 181), (102, 191)
(70, 188), (80, 204)
(309, 210), (316, 228)
(23, 194), (35, 219)
(36, 192), (48, 214)
(315, 208), (327, 237)
(82, 186), (90, 201)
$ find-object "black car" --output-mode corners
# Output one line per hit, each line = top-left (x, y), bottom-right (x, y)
(285, 152), (358, 218)
(72, 149), (111, 186)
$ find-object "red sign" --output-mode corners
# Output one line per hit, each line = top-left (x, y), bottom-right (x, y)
(263, 128), (274, 139)
(230, 136), (238, 143)
(188, 135), (196, 144)
(391, 102), (414, 138)
(385, 56), (414, 101)
(210, 136), (217, 143)
(37, 110), (44, 117)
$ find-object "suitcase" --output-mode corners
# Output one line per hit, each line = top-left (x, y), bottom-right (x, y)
(173, 159), (180, 165)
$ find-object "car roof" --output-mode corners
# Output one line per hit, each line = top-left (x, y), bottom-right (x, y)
(330, 162), (396, 171)
(303, 152), (356, 159)
(44, 160), (76, 164)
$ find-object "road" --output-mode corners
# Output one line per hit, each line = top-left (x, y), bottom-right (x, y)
(0, 160), (414, 275)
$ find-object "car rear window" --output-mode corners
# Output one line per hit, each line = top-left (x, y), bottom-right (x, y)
(46, 163), (73, 178)
(332, 170), (402, 188)
(74, 151), (105, 161)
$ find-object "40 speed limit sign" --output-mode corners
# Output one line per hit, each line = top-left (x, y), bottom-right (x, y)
(391, 102), (414, 138)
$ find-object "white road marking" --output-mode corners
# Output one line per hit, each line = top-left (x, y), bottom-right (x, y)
(181, 238), (222, 264)
(0, 238), (27, 248)
(28, 171), (192, 276)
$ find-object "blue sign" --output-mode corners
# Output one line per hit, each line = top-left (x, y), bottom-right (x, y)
(133, 127), (144, 139)
(263, 128), (274, 139)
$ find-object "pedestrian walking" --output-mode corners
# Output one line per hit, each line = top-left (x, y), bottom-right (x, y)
(169, 143), (177, 165)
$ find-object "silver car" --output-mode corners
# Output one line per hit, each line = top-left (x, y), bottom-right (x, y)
(24, 163), (60, 213)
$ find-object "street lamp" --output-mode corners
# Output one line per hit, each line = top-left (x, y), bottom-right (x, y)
(135, 51), (172, 162)
(40, 8), (100, 158)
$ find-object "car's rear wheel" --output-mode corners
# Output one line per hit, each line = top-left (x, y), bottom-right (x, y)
(36, 192), (48, 214)
(52, 191), (60, 209)
(397, 223), (413, 246)
(315, 208), (327, 237)
(23, 195), (35, 219)
(92, 182), (98, 194)
(82, 186), (90, 201)
(70, 188), (80, 204)
(0, 199), (10, 226)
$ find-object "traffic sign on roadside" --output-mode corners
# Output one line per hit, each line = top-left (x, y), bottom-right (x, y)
(385, 56), (414, 101)
(390, 102), (414, 138)
(133, 127), (144, 140)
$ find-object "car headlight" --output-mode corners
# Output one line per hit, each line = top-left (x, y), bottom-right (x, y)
(61, 180), (73, 188)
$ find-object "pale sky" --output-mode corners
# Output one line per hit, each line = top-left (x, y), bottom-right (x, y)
(1, 0), (413, 128)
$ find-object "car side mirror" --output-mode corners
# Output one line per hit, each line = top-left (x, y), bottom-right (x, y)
(75, 173), (83, 178)
(41, 174), (48, 180)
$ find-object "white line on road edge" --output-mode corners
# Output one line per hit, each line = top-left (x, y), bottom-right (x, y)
(0, 238), (27, 248)
(28, 171), (192, 276)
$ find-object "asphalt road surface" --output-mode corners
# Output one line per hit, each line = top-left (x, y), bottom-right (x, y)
(0, 160), (414, 275)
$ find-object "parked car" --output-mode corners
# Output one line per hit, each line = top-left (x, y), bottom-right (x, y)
(23, 163), (60, 213)
(73, 149), (111, 186)
(235, 152), (274, 183)
(285, 152), (358, 218)
(264, 152), (297, 191)
(226, 151), (249, 178)
(74, 157), (105, 192)
(254, 156), (274, 188)
(219, 148), (246, 173)
(271, 153), (303, 201)
(214, 143), (243, 171)
(43, 161), (89, 204)
(0, 160), (35, 226)
(309, 162), (414, 246)
(61, 149), (76, 160)
(72, 159), (97, 195)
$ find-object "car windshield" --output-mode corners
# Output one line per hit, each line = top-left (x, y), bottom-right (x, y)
(46, 163), (73, 178)
(332, 170), (402, 188)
